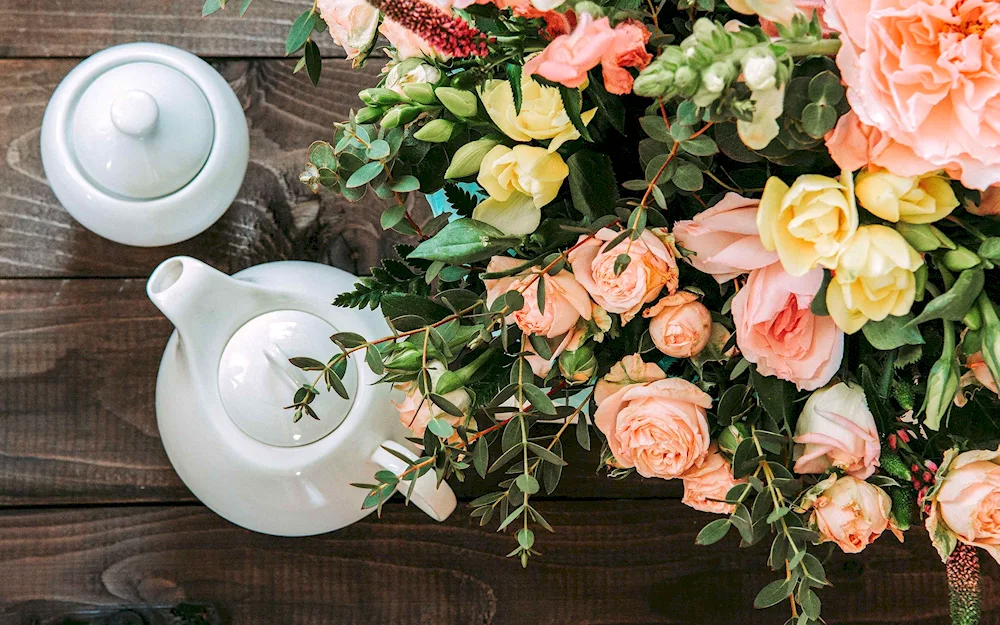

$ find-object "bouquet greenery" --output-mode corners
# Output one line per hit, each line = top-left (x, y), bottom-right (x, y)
(211, 0), (1000, 622)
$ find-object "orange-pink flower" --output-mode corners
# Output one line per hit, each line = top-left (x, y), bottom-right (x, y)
(681, 445), (744, 514)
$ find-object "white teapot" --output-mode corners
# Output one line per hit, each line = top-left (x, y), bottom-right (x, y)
(147, 256), (456, 536)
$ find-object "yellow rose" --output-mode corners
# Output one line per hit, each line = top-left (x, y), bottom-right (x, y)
(855, 169), (959, 224)
(757, 170), (859, 276)
(473, 145), (568, 236)
(825, 225), (924, 334)
(480, 77), (596, 152)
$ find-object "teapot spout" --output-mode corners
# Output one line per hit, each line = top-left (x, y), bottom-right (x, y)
(147, 256), (255, 347)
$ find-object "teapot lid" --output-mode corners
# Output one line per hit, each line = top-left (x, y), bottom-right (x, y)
(70, 61), (214, 199)
(217, 310), (359, 447)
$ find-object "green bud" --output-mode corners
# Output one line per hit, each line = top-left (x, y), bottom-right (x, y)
(413, 119), (455, 143)
(674, 66), (700, 96)
(402, 82), (437, 105)
(692, 18), (721, 44)
(445, 138), (499, 179)
(703, 61), (735, 93)
(380, 105), (423, 129)
(717, 423), (748, 455)
(633, 66), (673, 97)
(573, 1), (604, 17)
(965, 304), (983, 330)
(943, 246), (981, 272)
(896, 222), (942, 252)
(435, 87), (478, 118)
(434, 371), (464, 395)
(354, 106), (384, 125)
(914, 262), (928, 302)
(558, 345), (597, 385)
(360, 87), (405, 106)
(383, 346), (422, 371)
(924, 355), (959, 431)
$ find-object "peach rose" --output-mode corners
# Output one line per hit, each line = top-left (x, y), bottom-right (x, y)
(594, 378), (712, 479)
(826, 0), (1000, 190)
(793, 382), (880, 479)
(927, 447), (1000, 563)
(595, 354), (666, 405)
(672, 192), (778, 283)
(732, 263), (843, 391)
(968, 352), (998, 393)
(317, 0), (379, 60)
(643, 291), (712, 359)
(567, 228), (678, 324)
(968, 186), (1000, 217)
(483, 256), (592, 339)
(809, 475), (896, 554)
(824, 111), (946, 178)
(393, 363), (471, 437)
(681, 445), (744, 514)
(523, 323), (587, 377)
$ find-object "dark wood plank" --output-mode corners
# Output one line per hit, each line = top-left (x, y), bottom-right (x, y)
(0, 502), (994, 625)
(0, 278), (680, 506)
(0, 58), (420, 278)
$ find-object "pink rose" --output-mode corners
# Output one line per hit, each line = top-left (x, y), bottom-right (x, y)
(317, 0), (379, 59)
(524, 323), (586, 377)
(568, 228), (678, 324)
(594, 378), (712, 479)
(672, 192), (778, 283)
(824, 110), (945, 177)
(927, 448), (1000, 563)
(826, 0), (1000, 190)
(793, 382), (880, 479)
(681, 445), (744, 514)
(732, 262), (843, 391)
(810, 475), (896, 554)
(643, 291), (712, 358)
(967, 186), (1000, 217)
(523, 14), (615, 89)
(600, 19), (653, 95)
(483, 256), (592, 339)
(594, 354), (666, 405)
(393, 363), (471, 437)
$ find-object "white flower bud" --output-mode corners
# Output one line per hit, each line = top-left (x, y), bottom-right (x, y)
(742, 48), (778, 92)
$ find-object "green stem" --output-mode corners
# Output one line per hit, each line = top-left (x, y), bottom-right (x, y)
(782, 39), (842, 57)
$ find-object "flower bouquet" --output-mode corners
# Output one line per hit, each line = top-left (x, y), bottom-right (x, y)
(210, 0), (1000, 622)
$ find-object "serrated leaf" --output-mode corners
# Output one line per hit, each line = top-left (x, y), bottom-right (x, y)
(507, 63), (523, 114)
(558, 85), (592, 142)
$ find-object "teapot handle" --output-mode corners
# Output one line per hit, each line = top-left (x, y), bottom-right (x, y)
(371, 440), (457, 522)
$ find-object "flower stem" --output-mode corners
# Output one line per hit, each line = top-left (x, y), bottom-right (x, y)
(782, 39), (842, 58)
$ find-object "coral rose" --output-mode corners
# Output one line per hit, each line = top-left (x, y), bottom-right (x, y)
(826, 0), (1000, 190)
(317, 0), (379, 60)
(793, 382), (880, 479)
(733, 262), (843, 391)
(927, 447), (1000, 563)
(594, 378), (712, 479)
(568, 228), (678, 324)
(600, 19), (654, 95)
(809, 475), (897, 554)
(523, 13), (615, 89)
(483, 256), (592, 339)
(643, 291), (713, 359)
(672, 192), (778, 283)
(595, 354), (666, 405)
(681, 445), (744, 514)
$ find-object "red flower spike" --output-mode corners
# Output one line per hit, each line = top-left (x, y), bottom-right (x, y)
(367, 0), (491, 57)
(946, 542), (981, 625)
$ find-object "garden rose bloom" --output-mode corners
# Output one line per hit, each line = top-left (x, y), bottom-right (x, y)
(968, 186), (1000, 217)
(810, 476), (896, 554)
(595, 354), (666, 405)
(825, 110), (934, 175)
(672, 192), (778, 283)
(480, 76), (596, 152)
(681, 445), (743, 514)
(927, 448), (1000, 563)
(523, 13), (615, 89)
(825, 225), (924, 334)
(600, 19), (654, 95)
(757, 171), (858, 276)
(568, 228), (679, 324)
(826, 0), (1000, 190)
(854, 169), (959, 224)
(644, 291), (712, 358)
(483, 256), (592, 339)
(393, 363), (471, 437)
(594, 378), (712, 479)
(732, 262), (843, 391)
(317, 0), (379, 59)
(477, 145), (568, 208)
(793, 382), (880, 479)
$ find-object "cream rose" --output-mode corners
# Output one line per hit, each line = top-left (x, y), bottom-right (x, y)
(473, 145), (569, 236)
(595, 378), (712, 479)
(393, 362), (471, 437)
(825, 225), (924, 334)
(568, 228), (679, 324)
(483, 256), (592, 339)
(681, 445), (744, 514)
(595, 354), (666, 405)
(809, 475), (896, 554)
(854, 169), (959, 224)
(927, 447), (1000, 563)
(643, 291), (712, 359)
(317, 0), (379, 60)
(384, 60), (442, 95)
(480, 76), (597, 152)
(757, 171), (859, 276)
(793, 382), (880, 479)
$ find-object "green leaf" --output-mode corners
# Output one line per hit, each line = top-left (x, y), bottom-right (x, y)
(390, 175), (420, 193)
(799, 587), (821, 619)
(380, 293), (450, 323)
(810, 271), (831, 316)
(330, 332), (366, 348)
(800, 553), (828, 584)
(308, 141), (337, 169)
(240, 0), (254, 15)
(515, 473), (540, 495)
(409, 218), (520, 264)
(304, 39), (322, 86)
(808, 70), (844, 104)
(862, 314), (924, 350)
(365, 346), (384, 375)
(285, 9), (316, 55)
(750, 366), (798, 429)
(507, 63), (523, 114)
(427, 417), (455, 438)
(472, 440), (489, 478)
(695, 519), (731, 545)
(680, 135), (718, 157)
(526, 442), (568, 465)
(367, 139), (390, 160)
(346, 161), (384, 189)
(672, 161), (704, 192)
(202, 0), (224, 17)
(559, 85), (592, 142)
(576, 411), (591, 450)
(801, 102), (837, 138)
(754, 578), (795, 609)
(587, 69), (625, 133)
(567, 151), (618, 219)
(380, 203), (407, 230)
(517, 527), (535, 549)
(978, 237), (1000, 262)
(529, 333), (553, 360)
(639, 116), (673, 144)
(522, 385), (557, 415)
(289, 357), (325, 371)
(909, 267), (984, 325)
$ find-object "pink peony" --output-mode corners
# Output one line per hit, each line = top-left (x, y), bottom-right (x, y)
(594, 378), (712, 479)
(793, 382), (881, 479)
(568, 228), (678, 324)
(681, 445), (744, 514)
(826, 0), (1000, 190)
(732, 262), (843, 391)
(483, 256), (592, 339)
(810, 475), (897, 554)
(643, 291), (713, 359)
(672, 192), (778, 283)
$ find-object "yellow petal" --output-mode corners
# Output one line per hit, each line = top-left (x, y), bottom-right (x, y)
(472, 193), (540, 236)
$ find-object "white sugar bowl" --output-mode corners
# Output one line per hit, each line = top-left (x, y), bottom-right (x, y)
(40, 42), (249, 247)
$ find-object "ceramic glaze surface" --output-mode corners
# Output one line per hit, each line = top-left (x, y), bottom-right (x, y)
(148, 257), (456, 536)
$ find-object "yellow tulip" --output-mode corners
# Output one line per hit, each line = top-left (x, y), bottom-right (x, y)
(854, 169), (959, 224)
(480, 77), (596, 152)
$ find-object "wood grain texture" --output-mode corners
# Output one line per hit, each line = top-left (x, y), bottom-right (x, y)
(0, 503), (996, 625)
(0, 58), (420, 278)
(0, 278), (680, 506)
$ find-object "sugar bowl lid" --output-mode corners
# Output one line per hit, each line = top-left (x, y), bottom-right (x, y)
(40, 42), (249, 247)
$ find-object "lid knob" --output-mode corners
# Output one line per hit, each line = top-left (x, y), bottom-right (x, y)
(110, 89), (159, 137)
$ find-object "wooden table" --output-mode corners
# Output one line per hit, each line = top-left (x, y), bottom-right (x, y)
(0, 2), (996, 623)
